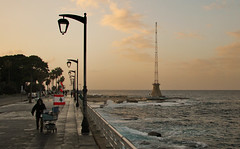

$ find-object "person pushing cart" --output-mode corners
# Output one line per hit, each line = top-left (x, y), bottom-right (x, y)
(31, 98), (46, 132)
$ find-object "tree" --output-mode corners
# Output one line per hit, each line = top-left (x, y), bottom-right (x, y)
(49, 71), (55, 91)
(59, 76), (65, 83)
(0, 54), (65, 97)
(45, 79), (51, 93)
(23, 55), (49, 102)
(52, 67), (63, 92)
(0, 54), (27, 94)
(58, 76), (65, 91)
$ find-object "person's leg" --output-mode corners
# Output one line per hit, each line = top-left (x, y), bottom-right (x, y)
(36, 117), (39, 130)
(40, 117), (43, 132)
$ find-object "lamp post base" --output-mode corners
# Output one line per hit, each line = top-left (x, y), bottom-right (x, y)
(81, 116), (89, 135)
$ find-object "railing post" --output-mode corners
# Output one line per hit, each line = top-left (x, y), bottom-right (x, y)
(86, 104), (137, 149)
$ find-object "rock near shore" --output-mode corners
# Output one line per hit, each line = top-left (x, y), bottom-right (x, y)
(148, 131), (162, 137)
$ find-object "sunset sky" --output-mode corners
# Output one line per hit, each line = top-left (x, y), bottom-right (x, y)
(1, 0), (240, 90)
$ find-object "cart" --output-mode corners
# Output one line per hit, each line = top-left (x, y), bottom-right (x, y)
(42, 106), (59, 133)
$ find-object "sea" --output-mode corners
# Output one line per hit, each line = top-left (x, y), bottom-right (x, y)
(88, 90), (240, 149)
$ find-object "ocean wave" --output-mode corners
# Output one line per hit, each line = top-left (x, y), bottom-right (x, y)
(94, 90), (240, 148)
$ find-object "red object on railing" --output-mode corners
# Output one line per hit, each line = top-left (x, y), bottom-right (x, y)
(54, 94), (65, 105)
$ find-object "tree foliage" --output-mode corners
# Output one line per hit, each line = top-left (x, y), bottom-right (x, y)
(0, 55), (46, 94)
(0, 54), (29, 94)
(0, 54), (65, 95)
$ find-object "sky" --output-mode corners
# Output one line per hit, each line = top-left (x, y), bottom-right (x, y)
(1, 0), (240, 90)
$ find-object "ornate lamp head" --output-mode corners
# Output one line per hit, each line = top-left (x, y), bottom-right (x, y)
(58, 17), (69, 35)
(67, 61), (71, 68)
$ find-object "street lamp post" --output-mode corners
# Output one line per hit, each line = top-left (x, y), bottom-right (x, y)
(68, 70), (76, 100)
(67, 59), (79, 108)
(58, 13), (89, 134)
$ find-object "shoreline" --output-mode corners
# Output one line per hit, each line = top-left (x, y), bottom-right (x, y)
(87, 96), (147, 103)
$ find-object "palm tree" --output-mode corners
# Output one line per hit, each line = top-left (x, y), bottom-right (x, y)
(45, 79), (51, 94)
(49, 71), (55, 90)
(59, 76), (65, 84)
(37, 71), (48, 97)
(58, 76), (65, 90)
(54, 67), (63, 91)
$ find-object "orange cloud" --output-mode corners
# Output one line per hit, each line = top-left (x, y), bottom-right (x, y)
(115, 48), (153, 63)
(203, 0), (227, 10)
(227, 30), (240, 39)
(216, 42), (240, 68)
(165, 40), (240, 89)
(97, 1), (154, 62)
(101, 2), (145, 33)
(114, 32), (154, 49)
(176, 32), (203, 39)
(206, 24), (212, 28)
(179, 41), (240, 75)
(71, 0), (107, 8)
(112, 26), (155, 62)
(71, 0), (153, 62)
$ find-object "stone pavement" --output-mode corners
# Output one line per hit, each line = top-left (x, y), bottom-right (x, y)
(0, 96), (99, 149)
(0, 94), (27, 106)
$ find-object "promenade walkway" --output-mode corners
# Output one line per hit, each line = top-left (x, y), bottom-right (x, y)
(0, 95), (99, 149)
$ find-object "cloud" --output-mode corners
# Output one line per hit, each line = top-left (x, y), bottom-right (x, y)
(180, 41), (240, 75)
(71, 0), (107, 8)
(113, 32), (154, 49)
(206, 24), (212, 28)
(71, 0), (153, 62)
(98, 1), (153, 62)
(101, 2), (145, 33)
(115, 48), (153, 63)
(113, 32), (154, 63)
(112, 27), (154, 62)
(176, 32), (203, 39)
(216, 42), (240, 68)
(167, 40), (240, 89)
(203, 0), (227, 10)
(227, 30), (240, 39)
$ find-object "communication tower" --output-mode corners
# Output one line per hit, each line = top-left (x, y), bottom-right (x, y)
(151, 22), (162, 97)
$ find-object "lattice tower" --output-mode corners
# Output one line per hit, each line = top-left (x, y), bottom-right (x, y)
(151, 22), (162, 97)
(154, 22), (158, 84)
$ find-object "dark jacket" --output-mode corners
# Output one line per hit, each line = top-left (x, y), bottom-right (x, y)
(31, 102), (46, 118)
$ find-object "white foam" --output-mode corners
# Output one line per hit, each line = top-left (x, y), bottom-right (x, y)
(170, 145), (187, 149)
(119, 126), (148, 136)
(103, 100), (189, 108)
(196, 141), (208, 148)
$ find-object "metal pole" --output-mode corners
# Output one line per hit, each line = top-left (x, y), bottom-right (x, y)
(76, 60), (79, 107)
(58, 13), (89, 135)
(72, 76), (74, 98)
(81, 13), (89, 134)
(73, 74), (76, 101)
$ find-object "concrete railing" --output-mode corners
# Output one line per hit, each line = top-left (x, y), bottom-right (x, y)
(87, 104), (137, 149)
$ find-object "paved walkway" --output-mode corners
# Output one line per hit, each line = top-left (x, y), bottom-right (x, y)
(0, 96), (99, 149)
(0, 94), (27, 106)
